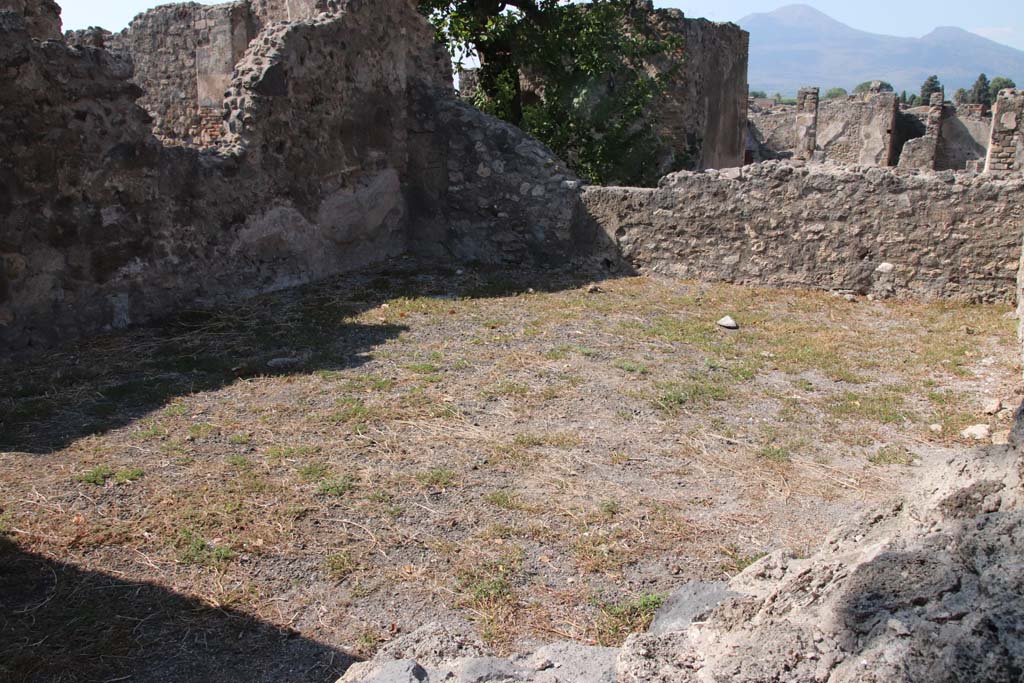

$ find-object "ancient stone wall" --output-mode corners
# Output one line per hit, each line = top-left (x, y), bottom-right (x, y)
(406, 95), (594, 265)
(647, 9), (749, 171)
(66, 1), (406, 150)
(817, 93), (899, 166)
(1, 0), (591, 351)
(937, 104), (991, 171)
(746, 105), (797, 161)
(793, 86), (818, 160)
(0, 0), (59, 39)
(752, 93), (903, 167)
(985, 88), (1024, 174)
(91, 2), (260, 147)
(582, 162), (1024, 302)
(898, 92), (945, 171)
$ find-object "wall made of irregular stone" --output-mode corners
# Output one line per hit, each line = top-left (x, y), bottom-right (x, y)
(98, 2), (261, 147)
(937, 107), (990, 171)
(746, 105), (797, 160)
(406, 93), (599, 266)
(753, 94), (902, 166)
(0, 0), (60, 39)
(816, 94), (899, 166)
(581, 161), (1024, 302)
(985, 88), (1024, 174)
(1, 0), (599, 351)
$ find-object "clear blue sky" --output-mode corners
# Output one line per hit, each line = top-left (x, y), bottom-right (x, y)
(59, 0), (1024, 51)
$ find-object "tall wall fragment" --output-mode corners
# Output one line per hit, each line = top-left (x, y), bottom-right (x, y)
(458, 5), (750, 177)
(898, 91), (945, 171)
(651, 11), (749, 170)
(985, 88), (1024, 174)
(793, 86), (818, 160)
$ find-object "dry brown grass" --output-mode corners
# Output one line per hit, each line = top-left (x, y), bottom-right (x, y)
(1, 264), (1019, 672)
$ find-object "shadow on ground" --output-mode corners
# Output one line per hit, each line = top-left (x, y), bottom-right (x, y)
(0, 261), (624, 454)
(0, 537), (354, 682)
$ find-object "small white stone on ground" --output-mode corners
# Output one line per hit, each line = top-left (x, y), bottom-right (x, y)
(717, 315), (739, 329)
(961, 424), (992, 440)
(929, 424), (943, 433)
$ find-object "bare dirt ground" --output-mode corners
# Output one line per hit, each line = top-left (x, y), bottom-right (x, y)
(1, 261), (1019, 682)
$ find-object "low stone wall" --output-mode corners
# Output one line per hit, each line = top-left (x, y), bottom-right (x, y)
(582, 161), (1024, 302)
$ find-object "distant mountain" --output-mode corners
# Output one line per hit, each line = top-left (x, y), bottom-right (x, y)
(738, 4), (1024, 96)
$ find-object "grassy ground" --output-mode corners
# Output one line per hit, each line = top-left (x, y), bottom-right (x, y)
(1, 262), (1018, 681)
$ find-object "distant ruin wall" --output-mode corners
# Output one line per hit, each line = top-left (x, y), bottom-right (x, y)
(582, 162), (1024, 302)
(986, 88), (1024, 174)
(816, 94), (899, 166)
(898, 93), (945, 171)
(0, 1), (589, 351)
(793, 86), (818, 160)
(755, 96), (996, 171)
(937, 106), (990, 171)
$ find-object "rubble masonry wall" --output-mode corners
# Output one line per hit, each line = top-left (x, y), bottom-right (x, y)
(0, 0), (585, 351)
(582, 162), (1024, 302)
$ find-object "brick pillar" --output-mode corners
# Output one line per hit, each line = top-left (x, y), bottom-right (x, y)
(794, 86), (819, 160)
(984, 88), (1023, 174)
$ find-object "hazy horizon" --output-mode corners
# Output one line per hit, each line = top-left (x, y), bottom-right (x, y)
(57, 0), (1024, 52)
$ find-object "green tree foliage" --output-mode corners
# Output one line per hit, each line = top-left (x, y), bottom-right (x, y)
(952, 87), (967, 105)
(418, 0), (684, 186)
(824, 87), (848, 99)
(989, 77), (1017, 102)
(853, 80), (894, 94)
(919, 74), (942, 101)
(969, 73), (992, 106)
(750, 90), (768, 99)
